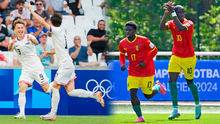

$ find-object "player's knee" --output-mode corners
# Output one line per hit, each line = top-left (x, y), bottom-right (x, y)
(19, 87), (26, 93)
(130, 89), (137, 97)
(186, 79), (193, 85)
(144, 94), (152, 99)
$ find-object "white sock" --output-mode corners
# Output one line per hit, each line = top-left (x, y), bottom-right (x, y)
(51, 87), (60, 114)
(18, 92), (26, 115)
(68, 89), (94, 98)
(46, 81), (54, 93)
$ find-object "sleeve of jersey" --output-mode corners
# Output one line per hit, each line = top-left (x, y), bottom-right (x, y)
(143, 40), (158, 64)
(119, 42), (126, 66)
(183, 21), (193, 31)
(166, 20), (172, 30)
(49, 26), (53, 33)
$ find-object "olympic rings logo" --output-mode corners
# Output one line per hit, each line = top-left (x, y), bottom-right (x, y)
(86, 79), (113, 99)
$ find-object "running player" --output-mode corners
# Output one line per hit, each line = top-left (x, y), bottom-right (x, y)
(8, 19), (54, 119)
(119, 21), (166, 123)
(25, 2), (104, 121)
(159, 3), (201, 120)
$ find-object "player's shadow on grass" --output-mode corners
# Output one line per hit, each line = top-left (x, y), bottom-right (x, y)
(120, 119), (192, 124)
(155, 119), (192, 122)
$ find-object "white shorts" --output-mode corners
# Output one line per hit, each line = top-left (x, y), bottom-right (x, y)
(54, 61), (76, 86)
(19, 69), (49, 87)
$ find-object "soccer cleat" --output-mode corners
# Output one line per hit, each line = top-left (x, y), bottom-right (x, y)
(14, 113), (26, 119)
(195, 104), (201, 119)
(40, 112), (57, 121)
(168, 112), (181, 120)
(155, 80), (166, 95)
(134, 116), (145, 123)
(95, 91), (105, 107)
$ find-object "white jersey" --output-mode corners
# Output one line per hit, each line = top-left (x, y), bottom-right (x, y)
(13, 34), (44, 71)
(50, 26), (72, 65)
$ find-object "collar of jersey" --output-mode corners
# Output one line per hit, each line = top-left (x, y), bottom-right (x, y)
(17, 34), (25, 41)
(182, 18), (187, 23)
(127, 35), (137, 43)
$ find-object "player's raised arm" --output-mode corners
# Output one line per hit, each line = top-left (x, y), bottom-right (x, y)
(165, 4), (187, 31)
(159, 2), (171, 30)
(25, 1), (50, 30)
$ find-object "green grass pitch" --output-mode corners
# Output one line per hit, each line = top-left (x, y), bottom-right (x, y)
(0, 113), (219, 124)
(0, 115), (113, 124)
(112, 113), (220, 124)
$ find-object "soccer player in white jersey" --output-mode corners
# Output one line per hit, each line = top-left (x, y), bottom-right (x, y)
(8, 19), (55, 119)
(25, 2), (105, 121)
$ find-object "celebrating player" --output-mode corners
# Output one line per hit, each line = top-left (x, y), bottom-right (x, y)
(159, 2), (201, 120)
(25, 2), (104, 121)
(119, 21), (166, 123)
(8, 19), (54, 119)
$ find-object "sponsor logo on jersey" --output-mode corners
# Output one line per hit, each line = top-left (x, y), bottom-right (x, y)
(25, 42), (30, 45)
(124, 48), (127, 51)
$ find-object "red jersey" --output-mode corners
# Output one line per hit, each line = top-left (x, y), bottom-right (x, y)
(167, 18), (195, 57)
(119, 35), (157, 77)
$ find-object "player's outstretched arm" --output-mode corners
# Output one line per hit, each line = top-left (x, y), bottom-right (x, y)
(25, 1), (50, 30)
(159, 3), (169, 30)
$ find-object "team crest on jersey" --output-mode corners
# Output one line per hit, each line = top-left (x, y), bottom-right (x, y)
(136, 45), (139, 51)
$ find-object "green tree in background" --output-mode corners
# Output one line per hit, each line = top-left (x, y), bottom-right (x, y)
(106, 0), (220, 60)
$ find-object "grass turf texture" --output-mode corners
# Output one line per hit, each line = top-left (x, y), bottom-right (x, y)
(112, 113), (220, 124)
(0, 115), (112, 124)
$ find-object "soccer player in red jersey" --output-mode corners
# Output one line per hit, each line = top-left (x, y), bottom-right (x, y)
(119, 21), (166, 123)
(159, 3), (201, 120)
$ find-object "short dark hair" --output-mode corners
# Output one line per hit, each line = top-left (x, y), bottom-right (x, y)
(98, 19), (105, 24)
(125, 21), (137, 30)
(174, 5), (184, 12)
(50, 13), (62, 27)
(35, 0), (43, 3)
(16, 0), (25, 5)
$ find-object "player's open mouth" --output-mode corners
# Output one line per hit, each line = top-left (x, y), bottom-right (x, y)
(18, 31), (23, 35)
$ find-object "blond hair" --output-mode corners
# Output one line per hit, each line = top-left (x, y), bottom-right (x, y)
(13, 19), (26, 28)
